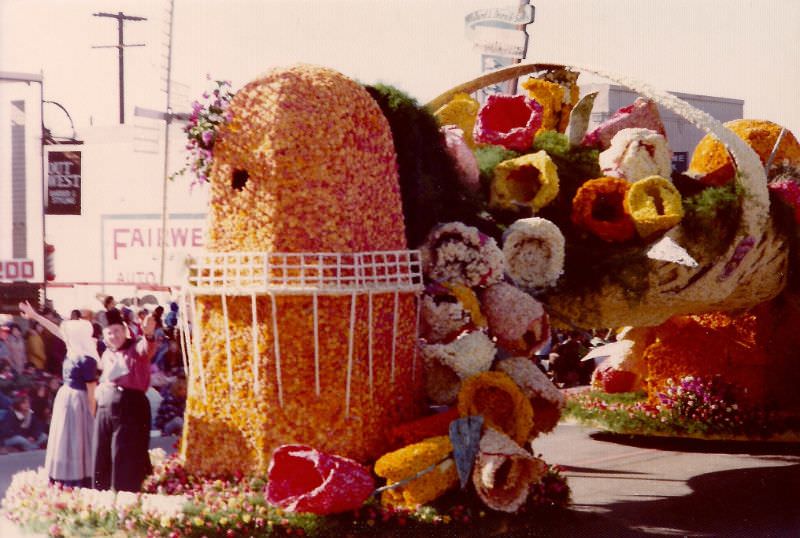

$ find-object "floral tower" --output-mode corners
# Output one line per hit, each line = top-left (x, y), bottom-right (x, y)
(179, 65), (425, 474)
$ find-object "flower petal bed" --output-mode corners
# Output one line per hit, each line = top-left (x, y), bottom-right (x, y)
(1, 448), (571, 538)
(565, 376), (800, 440)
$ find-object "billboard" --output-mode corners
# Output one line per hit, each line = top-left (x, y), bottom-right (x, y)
(101, 213), (206, 286)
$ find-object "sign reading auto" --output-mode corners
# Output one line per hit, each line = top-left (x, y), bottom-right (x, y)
(0, 259), (35, 281)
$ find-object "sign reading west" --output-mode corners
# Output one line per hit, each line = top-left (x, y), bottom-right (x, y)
(46, 150), (82, 215)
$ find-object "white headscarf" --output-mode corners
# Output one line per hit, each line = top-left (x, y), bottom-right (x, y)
(60, 319), (100, 362)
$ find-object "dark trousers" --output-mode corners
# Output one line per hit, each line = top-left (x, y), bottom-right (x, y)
(92, 387), (152, 492)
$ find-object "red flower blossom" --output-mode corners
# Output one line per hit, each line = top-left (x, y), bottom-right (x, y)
(768, 178), (800, 223)
(474, 94), (543, 151)
(266, 445), (375, 515)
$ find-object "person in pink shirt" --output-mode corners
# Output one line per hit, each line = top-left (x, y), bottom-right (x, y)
(92, 308), (157, 492)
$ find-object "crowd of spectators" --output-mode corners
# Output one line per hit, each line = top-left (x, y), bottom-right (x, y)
(0, 299), (187, 454)
(544, 328), (616, 388)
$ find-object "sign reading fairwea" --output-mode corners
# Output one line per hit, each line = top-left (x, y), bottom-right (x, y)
(101, 214), (206, 286)
(46, 150), (82, 215)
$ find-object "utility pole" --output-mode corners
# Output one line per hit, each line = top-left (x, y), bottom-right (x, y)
(92, 11), (147, 124)
(159, 0), (176, 286)
(134, 0), (191, 285)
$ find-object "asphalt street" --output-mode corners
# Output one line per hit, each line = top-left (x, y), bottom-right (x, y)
(0, 424), (798, 537)
(534, 422), (800, 537)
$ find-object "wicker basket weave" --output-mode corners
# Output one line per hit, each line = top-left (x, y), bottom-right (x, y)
(427, 62), (788, 328)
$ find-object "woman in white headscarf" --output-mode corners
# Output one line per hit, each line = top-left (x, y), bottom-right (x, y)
(19, 302), (98, 487)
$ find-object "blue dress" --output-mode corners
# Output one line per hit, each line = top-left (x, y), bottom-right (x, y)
(45, 355), (97, 485)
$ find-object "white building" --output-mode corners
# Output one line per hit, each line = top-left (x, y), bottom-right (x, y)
(44, 122), (208, 314)
(582, 83), (744, 172)
(0, 72), (44, 314)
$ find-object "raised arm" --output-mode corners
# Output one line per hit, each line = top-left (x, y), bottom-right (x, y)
(18, 301), (63, 342)
(135, 313), (159, 361)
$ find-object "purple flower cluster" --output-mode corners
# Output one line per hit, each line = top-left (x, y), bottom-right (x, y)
(656, 375), (746, 434)
(179, 79), (235, 185)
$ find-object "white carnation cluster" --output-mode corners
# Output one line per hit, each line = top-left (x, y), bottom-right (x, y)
(599, 128), (672, 182)
(420, 294), (472, 343)
(502, 217), (565, 290)
(421, 330), (496, 404)
(496, 356), (566, 409)
(420, 222), (504, 288)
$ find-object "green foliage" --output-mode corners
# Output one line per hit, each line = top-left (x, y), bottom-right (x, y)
(364, 84), (485, 247)
(475, 145), (520, 180)
(683, 179), (742, 223)
(565, 391), (679, 436)
(681, 179), (743, 259)
(683, 179), (743, 228)
(564, 384), (782, 439)
(533, 130), (570, 156)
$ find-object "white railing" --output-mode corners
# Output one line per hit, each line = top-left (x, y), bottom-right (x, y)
(184, 250), (423, 295)
(178, 249), (423, 416)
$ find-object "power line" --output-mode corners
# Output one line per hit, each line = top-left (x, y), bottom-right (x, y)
(91, 11), (147, 124)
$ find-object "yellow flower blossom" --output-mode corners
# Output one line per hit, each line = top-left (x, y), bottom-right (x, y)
(457, 371), (533, 444)
(433, 93), (481, 148)
(623, 175), (684, 238)
(374, 436), (458, 508)
(445, 283), (487, 328)
(490, 151), (559, 212)
(521, 78), (564, 133)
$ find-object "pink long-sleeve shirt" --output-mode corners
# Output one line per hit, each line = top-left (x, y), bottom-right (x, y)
(99, 338), (151, 392)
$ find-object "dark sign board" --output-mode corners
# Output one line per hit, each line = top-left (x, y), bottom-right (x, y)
(672, 151), (688, 173)
(46, 150), (81, 215)
(0, 282), (40, 314)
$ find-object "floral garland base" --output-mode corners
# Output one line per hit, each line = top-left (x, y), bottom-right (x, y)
(1, 450), (570, 538)
(565, 386), (800, 443)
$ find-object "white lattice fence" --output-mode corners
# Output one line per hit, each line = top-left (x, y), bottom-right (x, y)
(178, 250), (423, 415)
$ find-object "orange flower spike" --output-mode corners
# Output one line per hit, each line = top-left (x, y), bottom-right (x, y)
(386, 407), (461, 451)
(571, 177), (636, 242)
(457, 371), (534, 445)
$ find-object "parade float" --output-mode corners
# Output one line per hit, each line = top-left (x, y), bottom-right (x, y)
(4, 61), (800, 536)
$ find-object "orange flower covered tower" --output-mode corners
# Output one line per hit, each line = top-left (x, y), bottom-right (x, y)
(179, 65), (424, 474)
